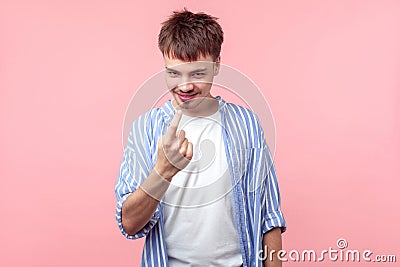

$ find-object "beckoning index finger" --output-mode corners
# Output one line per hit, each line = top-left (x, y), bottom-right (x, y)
(165, 110), (182, 141)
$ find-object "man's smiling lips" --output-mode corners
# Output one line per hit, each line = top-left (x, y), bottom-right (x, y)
(177, 93), (197, 102)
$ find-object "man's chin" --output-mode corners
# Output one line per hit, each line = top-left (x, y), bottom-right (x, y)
(173, 97), (218, 117)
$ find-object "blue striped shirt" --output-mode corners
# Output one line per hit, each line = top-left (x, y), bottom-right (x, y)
(115, 96), (286, 266)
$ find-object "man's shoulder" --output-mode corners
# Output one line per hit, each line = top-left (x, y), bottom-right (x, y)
(221, 101), (260, 126)
(221, 100), (267, 148)
(223, 101), (255, 115)
(132, 101), (174, 126)
(127, 104), (172, 146)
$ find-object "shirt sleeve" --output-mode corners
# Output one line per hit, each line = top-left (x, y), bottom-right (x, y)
(251, 113), (286, 234)
(114, 116), (161, 239)
(261, 146), (287, 234)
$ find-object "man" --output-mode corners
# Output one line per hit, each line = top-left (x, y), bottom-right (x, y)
(115, 9), (286, 267)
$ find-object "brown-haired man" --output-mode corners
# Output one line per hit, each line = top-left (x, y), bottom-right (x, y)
(115, 9), (286, 267)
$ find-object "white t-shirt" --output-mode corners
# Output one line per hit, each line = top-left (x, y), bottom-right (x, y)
(163, 110), (243, 266)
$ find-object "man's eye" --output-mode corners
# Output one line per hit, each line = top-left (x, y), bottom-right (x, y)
(167, 71), (179, 77)
(192, 73), (205, 78)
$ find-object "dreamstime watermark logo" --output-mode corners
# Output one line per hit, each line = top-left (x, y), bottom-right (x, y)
(122, 61), (277, 207)
(258, 238), (397, 263)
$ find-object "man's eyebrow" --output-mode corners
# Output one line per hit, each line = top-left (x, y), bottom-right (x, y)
(165, 67), (180, 73)
(165, 67), (207, 73)
(189, 67), (207, 73)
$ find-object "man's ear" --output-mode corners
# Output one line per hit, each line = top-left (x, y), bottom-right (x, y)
(213, 56), (221, 76)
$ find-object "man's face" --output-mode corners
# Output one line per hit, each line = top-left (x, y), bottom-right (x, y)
(164, 54), (220, 109)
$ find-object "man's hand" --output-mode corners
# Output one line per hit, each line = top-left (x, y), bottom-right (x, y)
(155, 110), (193, 181)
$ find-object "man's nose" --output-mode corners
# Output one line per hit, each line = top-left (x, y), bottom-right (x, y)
(178, 82), (194, 92)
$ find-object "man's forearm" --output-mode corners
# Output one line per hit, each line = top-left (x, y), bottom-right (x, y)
(122, 112), (193, 236)
(121, 168), (171, 236)
(263, 227), (283, 267)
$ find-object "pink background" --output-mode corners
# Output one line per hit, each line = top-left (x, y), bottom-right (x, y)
(1, 0), (399, 266)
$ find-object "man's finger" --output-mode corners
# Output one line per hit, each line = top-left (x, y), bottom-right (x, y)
(177, 130), (185, 146)
(179, 138), (188, 156)
(186, 142), (193, 160)
(165, 110), (182, 141)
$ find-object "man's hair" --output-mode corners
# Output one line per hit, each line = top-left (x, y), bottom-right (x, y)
(158, 9), (224, 61)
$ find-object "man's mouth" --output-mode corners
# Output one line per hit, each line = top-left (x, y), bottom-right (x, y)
(177, 93), (197, 102)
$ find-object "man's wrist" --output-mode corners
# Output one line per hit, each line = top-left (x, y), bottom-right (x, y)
(154, 163), (176, 182)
